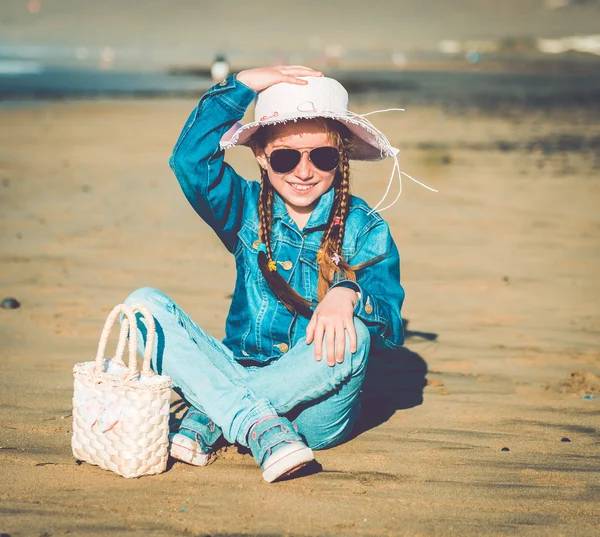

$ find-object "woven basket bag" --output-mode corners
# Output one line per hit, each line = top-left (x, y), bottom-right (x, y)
(72, 303), (172, 478)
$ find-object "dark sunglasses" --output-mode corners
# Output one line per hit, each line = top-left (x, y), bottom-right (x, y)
(266, 147), (340, 174)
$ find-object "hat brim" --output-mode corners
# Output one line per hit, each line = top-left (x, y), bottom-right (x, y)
(219, 112), (395, 161)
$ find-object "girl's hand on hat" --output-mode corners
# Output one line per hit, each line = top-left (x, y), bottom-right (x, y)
(305, 287), (358, 366)
(236, 66), (323, 92)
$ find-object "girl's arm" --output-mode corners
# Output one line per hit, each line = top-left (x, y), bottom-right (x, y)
(331, 220), (405, 350)
(169, 66), (322, 252)
(169, 75), (256, 252)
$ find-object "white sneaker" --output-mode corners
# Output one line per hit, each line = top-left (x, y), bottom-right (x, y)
(170, 433), (212, 467)
(261, 441), (314, 483)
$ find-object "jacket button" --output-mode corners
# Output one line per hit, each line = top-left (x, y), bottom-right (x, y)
(279, 261), (292, 270)
(219, 79), (228, 86)
(252, 240), (260, 249)
(277, 343), (289, 353)
(365, 299), (373, 314)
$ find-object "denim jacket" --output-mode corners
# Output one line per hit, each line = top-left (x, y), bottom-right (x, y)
(169, 74), (405, 363)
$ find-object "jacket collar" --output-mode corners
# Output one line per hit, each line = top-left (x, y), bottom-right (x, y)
(272, 187), (334, 232)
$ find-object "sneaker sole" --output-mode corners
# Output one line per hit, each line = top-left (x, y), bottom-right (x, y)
(170, 433), (212, 467)
(262, 442), (315, 483)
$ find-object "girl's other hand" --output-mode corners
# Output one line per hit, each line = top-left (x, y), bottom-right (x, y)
(305, 287), (358, 366)
(236, 66), (323, 92)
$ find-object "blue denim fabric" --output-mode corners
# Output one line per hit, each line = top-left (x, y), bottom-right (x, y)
(125, 288), (369, 449)
(168, 74), (405, 363)
(177, 407), (222, 452)
(133, 74), (407, 453)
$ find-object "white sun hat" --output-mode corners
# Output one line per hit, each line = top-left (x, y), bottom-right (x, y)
(220, 76), (397, 161)
(220, 75), (436, 212)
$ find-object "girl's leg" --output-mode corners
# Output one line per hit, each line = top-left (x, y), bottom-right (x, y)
(242, 319), (370, 450)
(289, 387), (361, 451)
(124, 287), (314, 482)
(124, 287), (277, 446)
(124, 287), (369, 474)
(176, 323), (369, 453)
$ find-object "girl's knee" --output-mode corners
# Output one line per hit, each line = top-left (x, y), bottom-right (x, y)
(124, 287), (169, 309)
(349, 318), (370, 373)
(353, 318), (370, 353)
(297, 412), (357, 451)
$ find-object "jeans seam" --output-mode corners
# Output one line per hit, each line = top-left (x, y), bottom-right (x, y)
(278, 367), (351, 414)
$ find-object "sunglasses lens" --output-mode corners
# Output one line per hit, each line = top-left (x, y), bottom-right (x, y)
(310, 147), (339, 171)
(268, 147), (340, 174)
(269, 149), (301, 174)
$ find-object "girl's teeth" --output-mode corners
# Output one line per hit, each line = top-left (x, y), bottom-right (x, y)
(291, 184), (313, 191)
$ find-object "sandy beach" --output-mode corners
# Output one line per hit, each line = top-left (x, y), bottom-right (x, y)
(1, 93), (599, 536)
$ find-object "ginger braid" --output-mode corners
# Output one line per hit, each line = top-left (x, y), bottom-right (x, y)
(257, 167), (314, 319)
(258, 169), (274, 261)
(252, 120), (375, 319)
(316, 147), (356, 301)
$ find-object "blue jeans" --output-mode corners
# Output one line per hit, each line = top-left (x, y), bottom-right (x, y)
(124, 288), (371, 450)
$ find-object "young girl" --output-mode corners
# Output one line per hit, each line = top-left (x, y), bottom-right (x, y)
(124, 66), (405, 483)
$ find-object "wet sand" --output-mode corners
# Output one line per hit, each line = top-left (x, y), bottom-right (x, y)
(1, 97), (599, 536)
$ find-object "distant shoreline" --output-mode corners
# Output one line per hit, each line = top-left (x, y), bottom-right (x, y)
(2, 60), (600, 111)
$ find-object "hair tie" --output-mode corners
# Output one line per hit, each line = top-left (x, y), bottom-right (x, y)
(331, 252), (341, 266)
(267, 260), (277, 272)
(316, 250), (323, 265)
(333, 216), (341, 226)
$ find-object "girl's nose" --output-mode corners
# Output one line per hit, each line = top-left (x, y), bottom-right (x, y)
(294, 152), (313, 179)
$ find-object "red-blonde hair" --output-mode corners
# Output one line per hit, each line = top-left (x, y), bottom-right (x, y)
(250, 119), (358, 318)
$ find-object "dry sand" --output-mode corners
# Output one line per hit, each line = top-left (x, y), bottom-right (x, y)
(1, 97), (599, 536)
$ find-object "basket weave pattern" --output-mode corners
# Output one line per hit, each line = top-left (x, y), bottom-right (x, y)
(72, 304), (172, 478)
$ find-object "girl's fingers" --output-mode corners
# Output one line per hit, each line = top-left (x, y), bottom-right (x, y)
(335, 323), (346, 363)
(283, 76), (309, 85)
(305, 317), (315, 344)
(313, 323), (325, 361)
(275, 65), (319, 71)
(281, 69), (322, 76)
(346, 320), (357, 354)
(325, 325), (336, 367)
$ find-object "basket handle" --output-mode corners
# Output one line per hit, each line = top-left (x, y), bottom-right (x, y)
(94, 304), (137, 372)
(128, 303), (156, 377)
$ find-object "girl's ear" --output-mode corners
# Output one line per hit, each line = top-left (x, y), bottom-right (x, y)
(255, 152), (268, 170)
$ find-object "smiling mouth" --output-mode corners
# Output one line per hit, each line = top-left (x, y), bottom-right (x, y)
(289, 183), (315, 192)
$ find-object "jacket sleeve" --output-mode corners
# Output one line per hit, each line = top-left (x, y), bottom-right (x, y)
(330, 220), (405, 349)
(168, 74), (257, 252)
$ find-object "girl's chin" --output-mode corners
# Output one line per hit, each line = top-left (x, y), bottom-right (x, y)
(282, 196), (318, 213)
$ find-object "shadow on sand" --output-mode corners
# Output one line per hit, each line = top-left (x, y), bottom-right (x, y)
(350, 318), (435, 438)
(352, 344), (430, 438)
(286, 322), (434, 480)
(166, 319), (435, 475)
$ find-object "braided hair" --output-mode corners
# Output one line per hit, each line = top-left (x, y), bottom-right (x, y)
(253, 119), (358, 318)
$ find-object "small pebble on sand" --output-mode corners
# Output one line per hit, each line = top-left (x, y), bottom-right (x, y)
(501, 447), (510, 452)
(561, 437), (571, 442)
(1, 297), (20, 309)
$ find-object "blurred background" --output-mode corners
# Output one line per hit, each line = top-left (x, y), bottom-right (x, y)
(1, 0), (600, 102)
